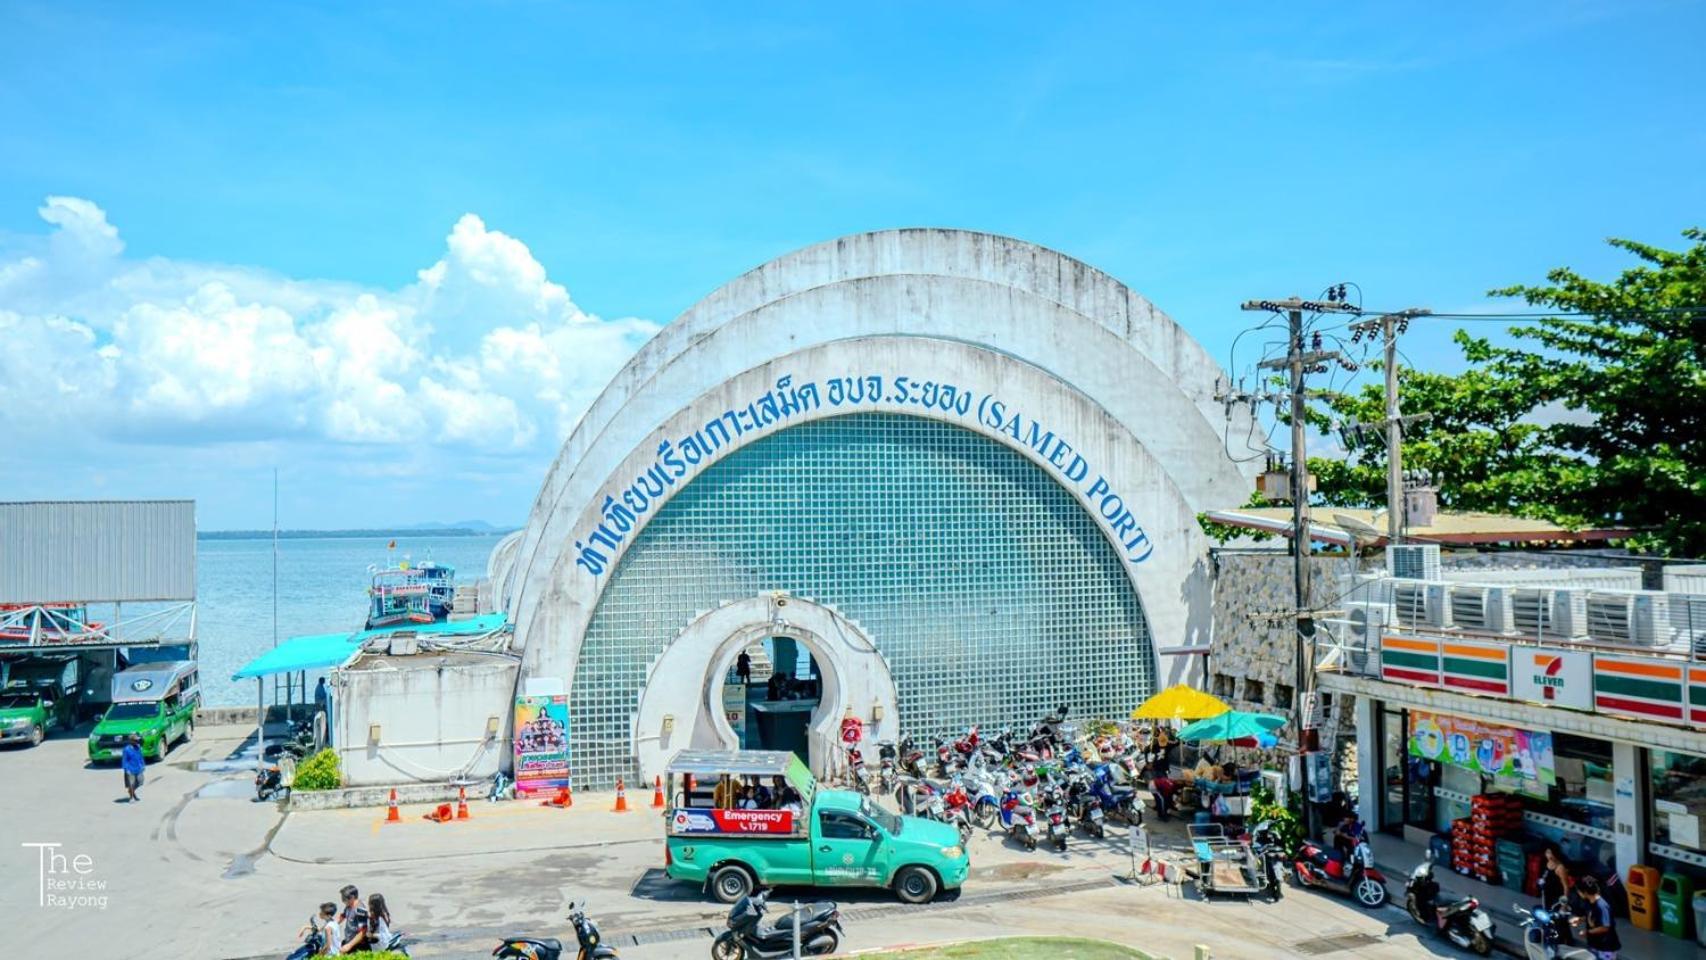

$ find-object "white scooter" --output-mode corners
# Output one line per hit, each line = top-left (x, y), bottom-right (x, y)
(1514, 903), (1595, 960)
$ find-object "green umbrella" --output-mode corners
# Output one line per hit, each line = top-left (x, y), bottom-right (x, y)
(1175, 710), (1286, 742)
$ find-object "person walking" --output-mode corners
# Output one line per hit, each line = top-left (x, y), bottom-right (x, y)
(120, 734), (146, 802)
(736, 651), (752, 686)
(1574, 876), (1621, 959)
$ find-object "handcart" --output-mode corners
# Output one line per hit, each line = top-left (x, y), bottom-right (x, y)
(1188, 822), (1279, 900)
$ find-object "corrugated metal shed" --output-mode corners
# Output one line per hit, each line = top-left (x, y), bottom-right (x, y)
(0, 501), (196, 603)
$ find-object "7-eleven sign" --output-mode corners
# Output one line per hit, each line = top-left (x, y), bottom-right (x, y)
(1513, 649), (1593, 711)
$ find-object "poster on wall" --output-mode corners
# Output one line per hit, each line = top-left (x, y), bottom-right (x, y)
(722, 680), (747, 742)
(514, 694), (570, 795)
(1409, 710), (1555, 798)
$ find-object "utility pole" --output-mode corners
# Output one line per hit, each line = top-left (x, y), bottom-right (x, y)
(1349, 309), (1430, 544)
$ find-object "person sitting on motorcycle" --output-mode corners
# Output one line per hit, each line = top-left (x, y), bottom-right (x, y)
(1332, 812), (1367, 859)
(287, 902), (337, 958)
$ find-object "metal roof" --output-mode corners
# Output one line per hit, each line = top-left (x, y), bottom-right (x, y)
(111, 660), (196, 702)
(1202, 506), (1633, 548)
(664, 749), (800, 777)
(0, 501), (196, 603)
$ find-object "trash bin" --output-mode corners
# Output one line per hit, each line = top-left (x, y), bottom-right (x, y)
(1628, 865), (1661, 931)
(1693, 892), (1706, 948)
(1495, 840), (1526, 893)
(1658, 871), (1695, 940)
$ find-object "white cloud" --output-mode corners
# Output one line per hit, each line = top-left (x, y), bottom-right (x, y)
(0, 197), (658, 452)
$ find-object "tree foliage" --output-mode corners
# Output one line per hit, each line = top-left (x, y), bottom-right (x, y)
(1312, 228), (1705, 557)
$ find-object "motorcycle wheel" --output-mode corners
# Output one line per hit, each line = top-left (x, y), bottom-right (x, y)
(808, 929), (840, 956)
(973, 802), (997, 830)
(710, 931), (745, 960)
(1092, 823), (1105, 839)
(1293, 864), (1310, 887)
(1025, 836), (1037, 852)
(1406, 895), (1426, 926)
(1470, 930), (1491, 956)
(958, 822), (972, 844)
(1354, 876), (1388, 908)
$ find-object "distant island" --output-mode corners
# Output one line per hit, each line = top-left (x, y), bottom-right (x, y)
(200, 524), (515, 541)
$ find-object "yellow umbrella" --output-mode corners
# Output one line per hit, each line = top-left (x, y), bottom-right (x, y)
(1129, 684), (1231, 721)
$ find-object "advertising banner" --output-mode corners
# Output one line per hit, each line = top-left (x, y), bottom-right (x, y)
(1510, 648), (1594, 711)
(513, 694), (570, 795)
(671, 808), (795, 834)
(721, 680), (747, 741)
(1409, 710), (1555, 798)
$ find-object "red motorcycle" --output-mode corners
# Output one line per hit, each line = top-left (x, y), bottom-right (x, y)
(1293, 836), (1389, 908)
(953, 725), (981, 759)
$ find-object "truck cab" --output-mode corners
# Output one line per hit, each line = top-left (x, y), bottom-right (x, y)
(662, 749), (969, 905)
(88, 660), (199, 763)
(0, 656), (80, 747)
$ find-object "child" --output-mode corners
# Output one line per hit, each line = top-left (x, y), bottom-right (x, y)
(287, 902), (336, 959)
(366, 893), (395, 953)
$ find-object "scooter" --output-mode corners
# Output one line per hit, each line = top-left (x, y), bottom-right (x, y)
(1406, 851), (1495, 955)
(962, 768), (1002, 829)
(1067, 777), (1106, 839)
(1089, 763), (1143, 826)
(1293, 836), (1388, 908)
(875, 741), (898, 794)
(844, 745), (870, 795)
(710, 889), (842, 959)
(494, 901), (618, 959)
(1249, 821), (1288, 901)
(1515, 903), (1596, 960)
(940, 779), (976, 843)
(1040, 783), (1070, 852)
(255, 762), (289, 802)
(999, 788), (1039, 851)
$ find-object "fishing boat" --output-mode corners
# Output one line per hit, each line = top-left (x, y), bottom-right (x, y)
(0, 603), (105, 645)
(365, 561), (456, 629)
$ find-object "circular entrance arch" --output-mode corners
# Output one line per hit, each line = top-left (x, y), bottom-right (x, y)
(632, 595), (899, 782)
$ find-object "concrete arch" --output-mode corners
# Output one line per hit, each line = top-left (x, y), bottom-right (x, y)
(503, 230), (1256, 701)
(632, 595), (900, 782)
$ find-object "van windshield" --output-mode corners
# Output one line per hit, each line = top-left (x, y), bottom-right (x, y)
(106, 702), (159, 721)
(0, 693), (39, 709)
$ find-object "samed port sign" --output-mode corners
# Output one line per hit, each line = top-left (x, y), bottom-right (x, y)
(1511, 648), (1593, 711)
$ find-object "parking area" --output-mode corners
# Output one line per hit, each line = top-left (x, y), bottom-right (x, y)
(3, 724), (1485, 960)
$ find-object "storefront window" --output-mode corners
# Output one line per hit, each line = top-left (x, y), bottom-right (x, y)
(1650, 751), (1706, 853)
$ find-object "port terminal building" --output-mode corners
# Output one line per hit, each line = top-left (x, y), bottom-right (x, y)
(487, 229), (1258, 787)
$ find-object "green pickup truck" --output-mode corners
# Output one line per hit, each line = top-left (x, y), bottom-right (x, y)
(662, 750), (970, 905)
(87, 660), (200, 763)
(0, 687), (71, 747)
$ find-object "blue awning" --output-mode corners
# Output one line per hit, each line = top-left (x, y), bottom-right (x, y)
(231, 632), (363, 680)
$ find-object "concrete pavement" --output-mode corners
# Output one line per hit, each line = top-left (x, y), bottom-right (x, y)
(0, 723), (1614, 960)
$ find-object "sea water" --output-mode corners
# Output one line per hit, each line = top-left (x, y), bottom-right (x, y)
(194, 534), (505, 705)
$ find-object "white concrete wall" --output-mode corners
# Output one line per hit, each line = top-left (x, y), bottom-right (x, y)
(331, 653), (519, 788)
(502, 230), (1258, 709)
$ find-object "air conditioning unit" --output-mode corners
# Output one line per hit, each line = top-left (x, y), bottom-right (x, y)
(1583, 591), (1674, 646)
(1388, 544), (1442, 581)
(1449, 585), (1513, 634)
(1392, 579), (1452, 629)
(1344, 600), (1393, 644)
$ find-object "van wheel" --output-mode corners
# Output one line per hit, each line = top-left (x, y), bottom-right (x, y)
(154, 738), (167, 762)
(29, 724), (45, 747)
(894, 865), (938, 904)
(710, 865), (755, 904)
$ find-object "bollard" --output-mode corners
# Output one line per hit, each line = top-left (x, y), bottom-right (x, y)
(791, 900), (802, 960)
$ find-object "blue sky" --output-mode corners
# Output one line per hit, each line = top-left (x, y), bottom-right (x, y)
(2, 2), (1702, 528)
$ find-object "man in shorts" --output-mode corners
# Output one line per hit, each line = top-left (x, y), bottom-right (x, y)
(120, 734), (146, 802)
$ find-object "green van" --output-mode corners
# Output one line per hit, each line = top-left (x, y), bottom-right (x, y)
(88, 661), (199, 763)
(662, 750), (970, 905)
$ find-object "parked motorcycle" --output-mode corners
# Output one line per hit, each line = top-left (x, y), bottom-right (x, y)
(1249, 820), (1288, 901)
(1293, 836), (1388, 908)
(940, 779), (975, 843)
(1515, 903), (1596, 960)
(1066, 775), (1107, 839)
(844, 745), (870, 795)
(999, 787), (1039, 851)
(1040, 782), (1070, 852)
(255, 761), (289, 802)
(875, 741), (898, 794)
(710, 890), (842, 959)
(1089, 763), (1143, 826)
(1406, 851), (1494, 955)
(493, 901), (617, 959)
(962, 768), (1002, 830)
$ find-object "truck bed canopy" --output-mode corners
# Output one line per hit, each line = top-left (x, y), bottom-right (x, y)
(666, 749), (800, 778)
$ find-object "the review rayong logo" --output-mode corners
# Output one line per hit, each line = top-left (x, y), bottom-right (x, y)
(21, 842), (108, 911)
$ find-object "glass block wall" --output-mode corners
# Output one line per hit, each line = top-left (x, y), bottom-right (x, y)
(572, 412), (1154, 786)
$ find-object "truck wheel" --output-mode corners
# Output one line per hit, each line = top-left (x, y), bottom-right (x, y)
(29, 724), (44, 747)
(893, 865), (938, 904)
(710, 865), (755, 904)
(710, 930), (745, 960)
(154, 738), (167, 762)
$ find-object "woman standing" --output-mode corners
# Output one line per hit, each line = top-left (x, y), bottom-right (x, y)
(1540, 843), (1574, 944)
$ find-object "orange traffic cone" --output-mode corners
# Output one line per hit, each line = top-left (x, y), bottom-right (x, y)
(541, 784), (572, 808)
(614, 777), (629, 813)
(424, 802), (453, 823)
(385, 789), (400, 823)
(651, 775), (665, 808)
(456, 786), (470, 820)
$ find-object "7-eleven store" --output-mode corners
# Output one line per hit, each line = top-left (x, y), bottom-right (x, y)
(1324, 618), (1706, 896)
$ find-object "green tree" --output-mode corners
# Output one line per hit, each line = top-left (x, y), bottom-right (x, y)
(1313, 228), (1705, 556)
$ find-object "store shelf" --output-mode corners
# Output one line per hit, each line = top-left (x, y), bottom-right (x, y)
(1650, 843), (1706, 869)
(1522, 810), (1614, 842)
(1433, 787), (1474, 805)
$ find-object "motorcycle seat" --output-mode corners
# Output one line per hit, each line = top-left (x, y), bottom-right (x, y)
(770, 902), (838, 928)
(504, 936), (562, 952)
(1437, 895), (1478, 916)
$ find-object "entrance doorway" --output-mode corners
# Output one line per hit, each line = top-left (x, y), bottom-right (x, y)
(733, 638), (823, 767)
